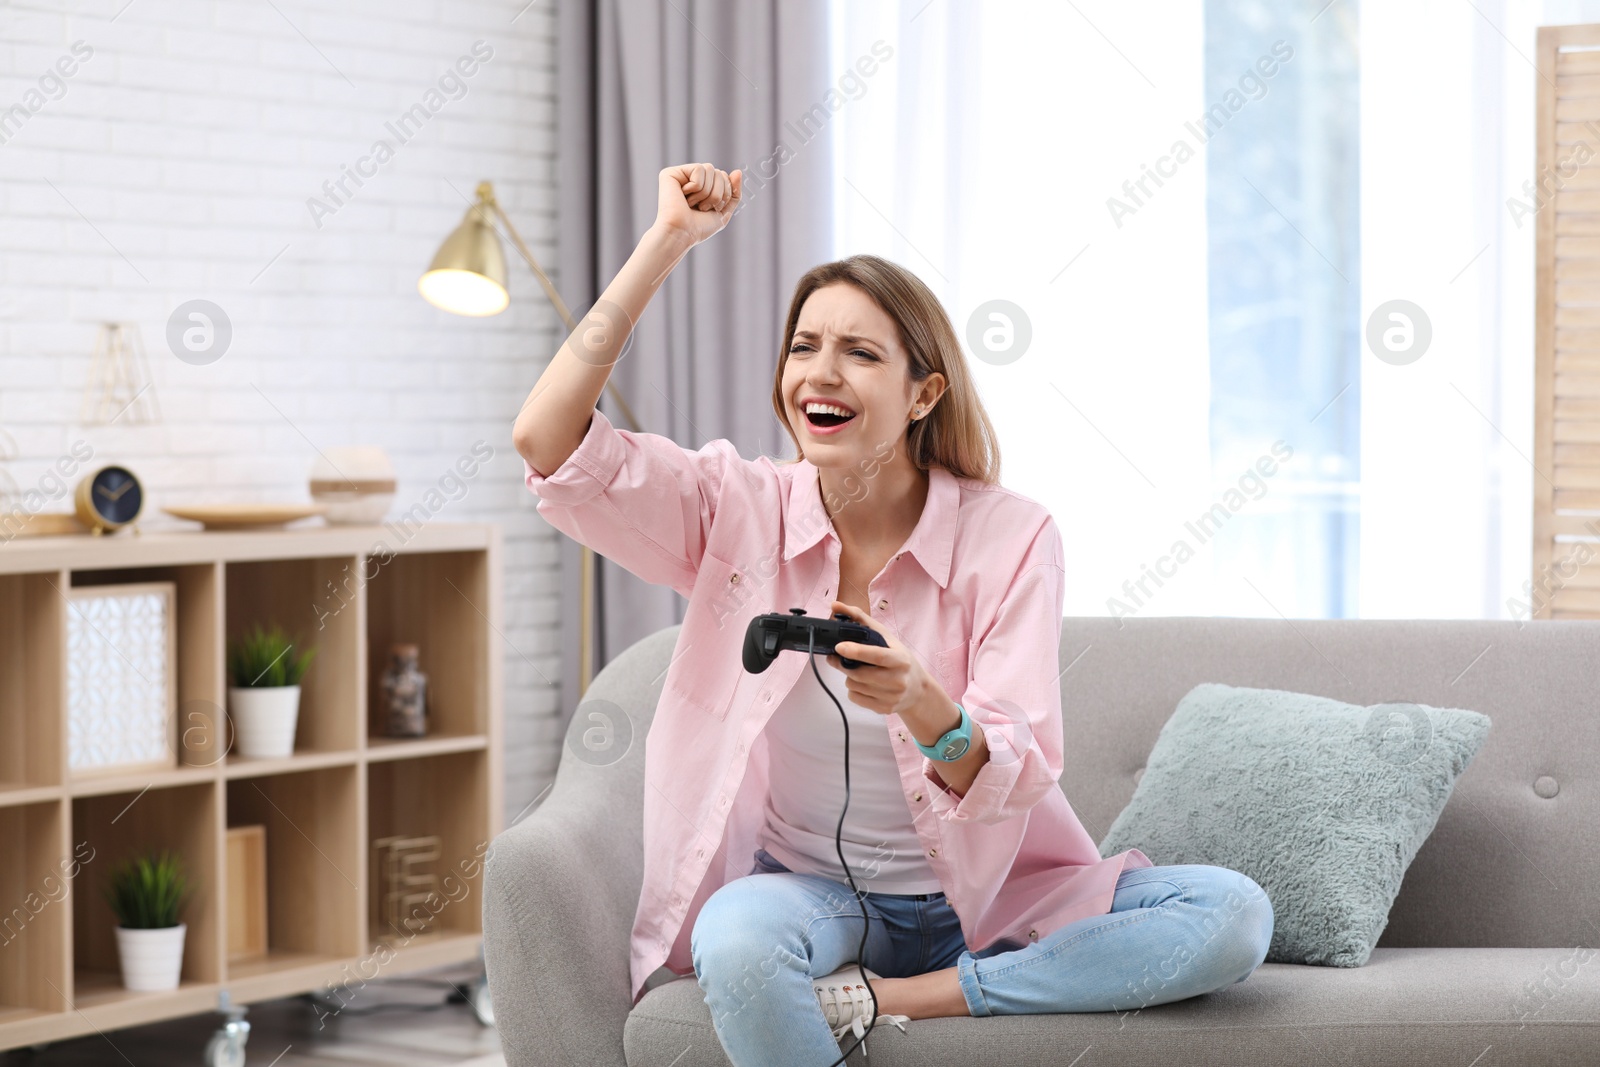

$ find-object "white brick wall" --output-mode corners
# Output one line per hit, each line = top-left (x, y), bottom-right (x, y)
(0, 0), (564, 826)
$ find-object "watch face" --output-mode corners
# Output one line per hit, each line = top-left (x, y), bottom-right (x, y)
(90, 466), (142, 526)
(942, 736), (970, 760)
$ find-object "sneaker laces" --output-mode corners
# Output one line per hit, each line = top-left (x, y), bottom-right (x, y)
(817, 978), (909, 1055)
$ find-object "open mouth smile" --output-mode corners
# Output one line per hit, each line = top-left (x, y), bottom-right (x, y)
(802, 399), (858, 434)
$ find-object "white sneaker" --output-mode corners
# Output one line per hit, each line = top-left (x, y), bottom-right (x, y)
(812, 964), (909, 1053)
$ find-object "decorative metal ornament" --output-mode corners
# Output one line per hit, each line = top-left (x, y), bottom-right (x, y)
(82, 322), (161, 425)
(0, 424), (19, 513)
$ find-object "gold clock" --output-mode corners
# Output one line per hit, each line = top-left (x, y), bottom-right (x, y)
(74, 465), (144, 535)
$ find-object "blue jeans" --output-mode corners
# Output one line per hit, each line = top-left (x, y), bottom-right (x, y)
(690, 847), (1274, 1066)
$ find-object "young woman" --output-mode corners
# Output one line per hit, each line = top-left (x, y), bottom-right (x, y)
(514, 163), (1275, 1066)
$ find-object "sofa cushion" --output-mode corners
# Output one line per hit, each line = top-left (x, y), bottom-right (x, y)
(624, 948), (1598, 1066)
(1096, 682), (1490, 966)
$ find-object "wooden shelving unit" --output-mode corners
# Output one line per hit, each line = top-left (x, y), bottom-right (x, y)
(0, 523), (503, 1049)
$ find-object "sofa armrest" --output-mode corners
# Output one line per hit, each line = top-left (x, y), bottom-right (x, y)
(484, 789), (641, 1067)
(482, 625), (675, 1067)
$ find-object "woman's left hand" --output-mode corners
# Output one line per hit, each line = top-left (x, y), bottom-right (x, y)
(824, 600), (939, 719)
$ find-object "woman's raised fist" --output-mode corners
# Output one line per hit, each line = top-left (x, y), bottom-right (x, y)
(655, 163), (742, 246)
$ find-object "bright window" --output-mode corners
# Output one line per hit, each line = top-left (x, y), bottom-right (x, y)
(829, 0), (1542, 620)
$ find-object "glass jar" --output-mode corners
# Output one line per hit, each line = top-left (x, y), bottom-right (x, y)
(380, 643), (428, 738)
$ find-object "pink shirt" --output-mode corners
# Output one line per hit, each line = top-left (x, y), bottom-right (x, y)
(523, 407), (1152, 1005)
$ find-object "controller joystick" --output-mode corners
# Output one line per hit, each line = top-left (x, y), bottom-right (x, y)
(742, 609), (888, 674)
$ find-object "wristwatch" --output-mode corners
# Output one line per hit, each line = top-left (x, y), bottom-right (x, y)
(914, 703), (972, 762)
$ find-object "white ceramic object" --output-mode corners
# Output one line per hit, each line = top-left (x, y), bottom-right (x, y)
(228, 685), (301, 759)
(309, 446), (396, 525)
(115, 922), (186, 992)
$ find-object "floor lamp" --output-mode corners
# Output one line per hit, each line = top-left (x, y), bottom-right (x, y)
(419, 181), (642, 698)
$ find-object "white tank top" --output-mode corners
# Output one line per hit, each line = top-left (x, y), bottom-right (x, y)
(757, 658), (944, 894)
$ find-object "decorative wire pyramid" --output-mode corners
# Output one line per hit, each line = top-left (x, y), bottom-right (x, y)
(0, 423), (18, 513)
(82, 322), (161, 425)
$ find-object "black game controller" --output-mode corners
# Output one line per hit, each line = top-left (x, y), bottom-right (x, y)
(743, 608), (888, 674)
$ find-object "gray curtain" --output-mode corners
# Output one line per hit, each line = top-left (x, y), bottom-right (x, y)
(553, 0), (836, 731)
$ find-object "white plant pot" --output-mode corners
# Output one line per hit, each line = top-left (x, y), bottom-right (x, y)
(115, 922), (186, 992)
(229, 685), (301, 759)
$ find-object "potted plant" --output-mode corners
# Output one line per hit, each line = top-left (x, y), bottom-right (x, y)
(227, 623), (317, 759)
(107, 850), (189, 992)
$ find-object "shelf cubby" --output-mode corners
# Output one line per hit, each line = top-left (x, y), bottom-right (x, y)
(71, 781), (221, 1007)
(225, 765), (363, 976)
(224, 556), (361, 762)
(0, 573), (64, 795)
(365, 550), (489, 744)
(367, 751), (488, 946)
(0, 801), (69, 1020)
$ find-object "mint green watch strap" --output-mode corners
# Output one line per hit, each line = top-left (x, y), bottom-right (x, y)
(914, 702), (971, 761)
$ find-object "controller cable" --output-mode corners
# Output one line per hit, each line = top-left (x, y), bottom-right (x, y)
(807, 626), (883, 1067)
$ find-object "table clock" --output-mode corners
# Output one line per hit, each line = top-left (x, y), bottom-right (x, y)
(74, 464), (144, 535)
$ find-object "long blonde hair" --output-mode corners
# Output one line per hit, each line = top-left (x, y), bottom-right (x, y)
(770, 255), (1001, 484)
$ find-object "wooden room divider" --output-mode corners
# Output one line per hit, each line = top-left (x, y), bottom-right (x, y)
(1535, 24), (1600, 618)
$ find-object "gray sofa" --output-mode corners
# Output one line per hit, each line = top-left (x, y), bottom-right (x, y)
(484, 616), (1600, 1066)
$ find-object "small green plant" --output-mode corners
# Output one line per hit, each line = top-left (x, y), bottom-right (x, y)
(228, 622), (317, 688)
(105, 850), (189, 929)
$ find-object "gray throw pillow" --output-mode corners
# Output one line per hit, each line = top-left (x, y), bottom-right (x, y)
(1097, 682), (1491, 967)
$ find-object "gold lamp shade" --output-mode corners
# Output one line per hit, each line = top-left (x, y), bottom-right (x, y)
(418, 182), (510, 316)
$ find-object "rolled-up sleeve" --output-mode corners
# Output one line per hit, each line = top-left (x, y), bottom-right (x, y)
(522, 406), (738, 599)
(923, 515), (1066, 825)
